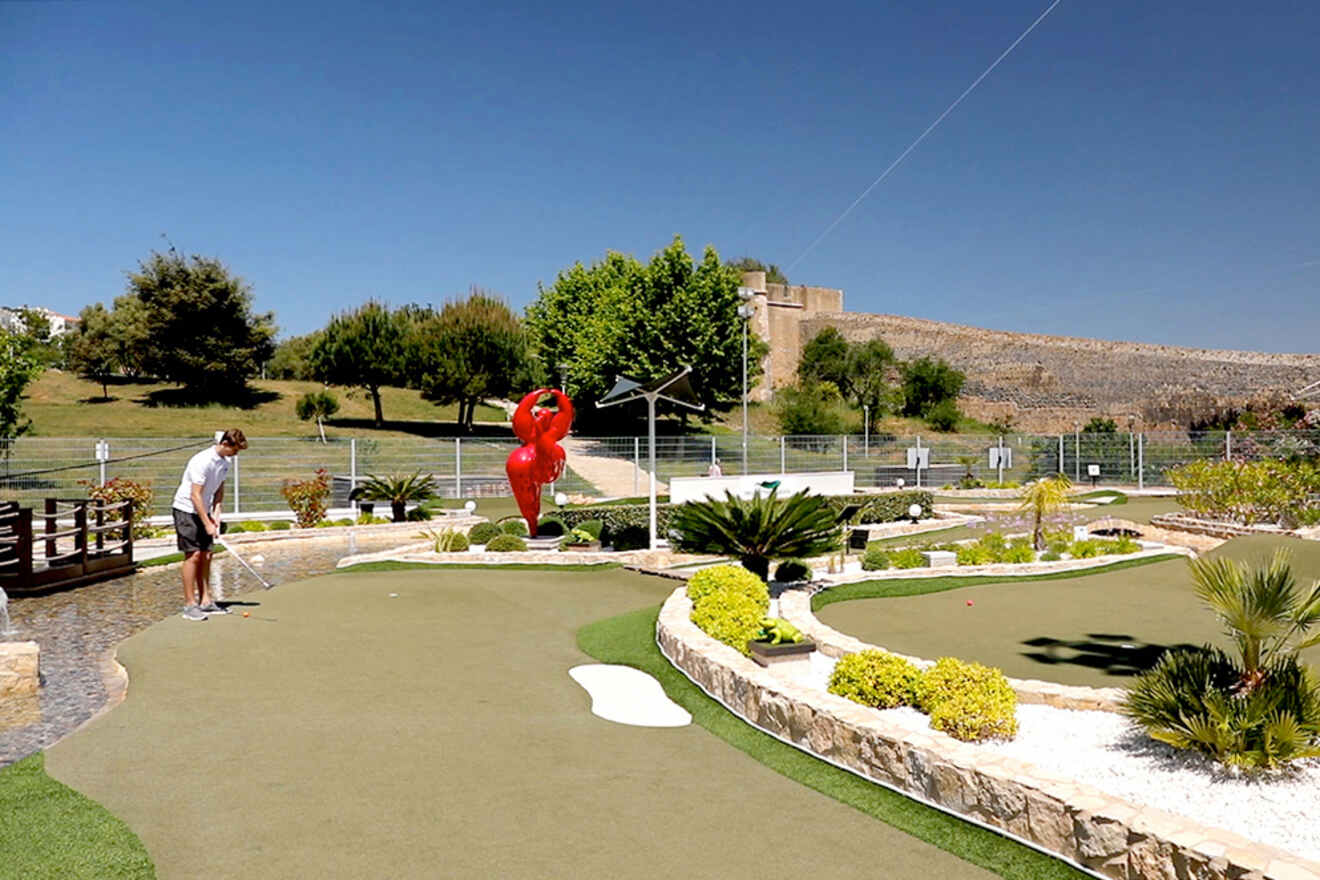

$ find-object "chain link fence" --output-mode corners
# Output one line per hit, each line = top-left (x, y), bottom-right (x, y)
(2, 429), (1318, 517)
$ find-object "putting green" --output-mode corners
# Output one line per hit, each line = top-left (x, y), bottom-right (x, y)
(817, 535), (1320, 688)
(46, 568), (1000, 879)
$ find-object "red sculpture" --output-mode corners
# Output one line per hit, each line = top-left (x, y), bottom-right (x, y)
(506, 388), (573, 537)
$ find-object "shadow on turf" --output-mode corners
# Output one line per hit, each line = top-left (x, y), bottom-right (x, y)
(1020, 633), (1200, 677)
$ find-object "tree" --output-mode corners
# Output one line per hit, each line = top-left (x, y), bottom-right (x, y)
(0, 327), (42, 440)
(925, 398), (961, 432)
(68, 303), (119, 399)
(845, 338), (897, 422)
(1017, 474), (1073, 550)
(798, 327), (850, 391)
(122, 249), (276, 397)
(296, 389), (339, 443)
(110, 293), (151, 378)
(311, 300), (405, 427)
(726, 257), (788, 285)
(267, 331), (324, 380)
(774, 382), (847, 435)
(1083, 417), (1118, 434)
(526, 237), (766, 424)
(670, 487), (841, 581)
(350, 471), (436, 522)
(409, 289), (528, 431)
(900, 356), (965, 417)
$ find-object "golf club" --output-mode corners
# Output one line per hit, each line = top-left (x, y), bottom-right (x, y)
(216, 536), (273, 589)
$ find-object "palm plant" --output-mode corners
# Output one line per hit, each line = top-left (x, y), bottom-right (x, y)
(1188, 549), (1320, 692)
(1018, 474), (1072, 549)
(669, 487), (841, 581)
(350, 471), (435, 522)
(1123, 551), (1320, 769)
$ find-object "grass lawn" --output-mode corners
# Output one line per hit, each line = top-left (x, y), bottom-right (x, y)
(816, 535), (1320, 688)
(23, 371), (505, 439)
(0, 753), (154, 879)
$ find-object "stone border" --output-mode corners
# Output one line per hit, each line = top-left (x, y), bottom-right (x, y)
(0, 641), (39, 697)
(657, 588), (1320, 880)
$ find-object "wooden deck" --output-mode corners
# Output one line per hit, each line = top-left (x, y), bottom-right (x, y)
(0, 499), (136, 595)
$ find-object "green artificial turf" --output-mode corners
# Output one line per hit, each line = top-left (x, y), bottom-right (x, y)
(812, 554), (1181, 611)
(0, 753), (154, 880)
(334, 560), (623, 573)
(577, 607), (1087, 880)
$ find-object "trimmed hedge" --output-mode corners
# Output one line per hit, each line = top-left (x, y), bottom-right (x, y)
(916, 657), (1018, 742)
(468, 522), (500, 544)
(485, 533), (527, 552)
(773, 559), (813, 583)
(687, 564), (769, 605)
(828, 650), (922, 709)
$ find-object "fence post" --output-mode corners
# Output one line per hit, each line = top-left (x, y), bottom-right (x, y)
(1058, 435), (1064, 476)
(633, 437), (640, 496)
(841, 435), (848, 472)
(710, 436), (717, 468)
(997, 434), (1004, 484)
(1137, 433), (1145, 491)
(97, 439), (108, 487)
(1074, 430), (1080, 482)
(1225, 429), (1232, 462)
(1129, 432), (1135, 483)
(455, 438), (462, 498)
(350, 438), (357, 514)
(232, 456), (240, 515)
(780, 436), (786, 474)
(915, 435), (922, 489)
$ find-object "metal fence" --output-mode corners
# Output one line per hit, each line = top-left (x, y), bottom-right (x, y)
(2, 430), (1318, 518)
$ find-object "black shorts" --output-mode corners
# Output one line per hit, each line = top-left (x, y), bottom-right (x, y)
(173, 509), (214, 553)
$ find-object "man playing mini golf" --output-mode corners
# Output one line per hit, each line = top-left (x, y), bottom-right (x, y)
(173, 429), (247, 621)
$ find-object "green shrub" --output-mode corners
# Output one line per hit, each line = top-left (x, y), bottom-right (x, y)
(925, 398), (961, 432)
(956, 544), (995, 566)
(916, 657), (1018, 742)
(1002, 540), (1036, 564)
(82, 476), (155, 539)
(609, 524), (650, 551)
(1105, 535), (1141, 554)
(536, 518), (565, 537)
(406, 507), (432, 522)
(1039, 550), (1062, 562)
(862, 547), (890, 571)
(1045, 538), (1069, 556)
(1169, 458), (1320, 526)
(890, 547), (925, 569)
(557, 505), (674, 540)
(499, 518), (529, 536)
(686, 564), (770, 605)
(671, 487), (841, 581)
(575, 519), (604, 540)
(773, 559), (813, 582)
(281, 468), (331, 529)
(828, 650), (922, 709)
(420, 527), (469, 552)
(468, 522), (500, 544)
(1123, 647), (1320, 769)
(1067, 538), (1103, 558)
(484, 533), (527, 552)
(334, 518), (353, 526)
(270, 520), (292, 531)
(690, 588), (768, 656)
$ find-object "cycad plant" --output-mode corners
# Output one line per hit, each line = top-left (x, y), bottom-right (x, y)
(1018, 474), (1072, 550)
(350, 471), (436, 522)
(669, 487), (841, 581)
(1123, 550), (1320, 769)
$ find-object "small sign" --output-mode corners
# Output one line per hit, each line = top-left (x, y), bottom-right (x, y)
(905, 448), (930, 469)
(1087, 464), (1100, 477)
(848, 529), (870, 551)
(94, 440), (110, 462)
(988, 446), (1013, 468)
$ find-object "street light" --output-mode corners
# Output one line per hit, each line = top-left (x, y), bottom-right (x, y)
(737, 286), (756, 475)
(863, 404), (869, 459)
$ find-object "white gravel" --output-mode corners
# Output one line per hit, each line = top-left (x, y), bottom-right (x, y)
(794, 653), (1320, 863)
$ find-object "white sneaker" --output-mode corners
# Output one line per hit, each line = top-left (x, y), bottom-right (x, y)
(199, 602), (229, 615)
(181, 605), (207, 622)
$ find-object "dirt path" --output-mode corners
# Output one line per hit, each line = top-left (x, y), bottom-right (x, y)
(561, 437), (665, 497)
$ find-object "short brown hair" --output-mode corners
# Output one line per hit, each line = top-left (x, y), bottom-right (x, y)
(220, 429), (248, 450)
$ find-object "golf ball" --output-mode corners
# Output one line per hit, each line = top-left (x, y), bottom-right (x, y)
(242, 612), (250, 618)
(966, 600), (974, 607)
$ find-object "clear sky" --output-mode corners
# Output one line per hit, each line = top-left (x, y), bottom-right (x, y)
(4, 0), (1317, 352)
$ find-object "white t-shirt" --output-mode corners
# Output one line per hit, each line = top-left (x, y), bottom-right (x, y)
(172, 447), (231, 514)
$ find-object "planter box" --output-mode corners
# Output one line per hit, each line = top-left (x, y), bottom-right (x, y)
(747, 638), (816, 668)
(561, 541), (602, 552)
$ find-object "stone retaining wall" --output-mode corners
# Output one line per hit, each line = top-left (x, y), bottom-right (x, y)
(657, 588), (1319, 880)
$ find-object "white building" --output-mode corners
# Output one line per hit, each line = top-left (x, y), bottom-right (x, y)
(0, 305), (80, 337)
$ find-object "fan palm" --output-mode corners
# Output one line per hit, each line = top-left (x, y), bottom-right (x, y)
(1018, 474), (1072, 549)
(669, 487), (841, 581)
(1189, 549), (1320, 691)
(350, 471), (436, 522)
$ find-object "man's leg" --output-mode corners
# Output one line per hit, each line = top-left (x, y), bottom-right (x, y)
(197, 550), (213, 606)
(182, 551), (203, 605)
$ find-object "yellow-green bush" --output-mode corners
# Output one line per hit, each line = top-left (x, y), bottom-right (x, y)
(1067, 538), (1104, 558)
(890, 547), (925, 569)
(1002, 539), (1036, 564)
(690, 588), (768, 656)
(828, 650), (922, 709)
(916, 657), (1017, 742)
(686, 564), (769, 605)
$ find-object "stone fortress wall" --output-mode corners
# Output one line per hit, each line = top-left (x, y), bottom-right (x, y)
(741, 272), (1320, 431)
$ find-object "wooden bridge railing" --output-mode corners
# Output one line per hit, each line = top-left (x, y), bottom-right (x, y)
(0, 499), (135, 595)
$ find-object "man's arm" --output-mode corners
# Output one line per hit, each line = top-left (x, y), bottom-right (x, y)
(211, 485), (225, 528)
(191, 483), (219, 537)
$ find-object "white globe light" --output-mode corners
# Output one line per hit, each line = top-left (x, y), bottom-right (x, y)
(554, 492), (568, 506)
(463, 500), (476, 512)
(908, 503), (922, 520)
(895, 478), (905, 488)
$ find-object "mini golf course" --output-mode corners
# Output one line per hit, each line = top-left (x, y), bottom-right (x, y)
(23, 565), (1081, 880)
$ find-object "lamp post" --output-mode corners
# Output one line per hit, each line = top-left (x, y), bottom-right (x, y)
(863, 404), (869, 459)
(737, 287), (755, 475)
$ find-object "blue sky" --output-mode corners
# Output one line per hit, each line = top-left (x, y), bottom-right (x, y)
(4, 0), (1317, 352)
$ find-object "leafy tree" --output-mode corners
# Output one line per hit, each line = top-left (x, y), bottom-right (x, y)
(774, 382), (847, 435)
(900, 356), (965, 417)
(526, 237), (766, 424)
(0, 327), (42, 440)
(798, 327), (850, 390)
(409, 289), (528, 431)
(1017, 474), (1072, 550)
(296, 389), (339, 443)
(68, 303), (119, 399)
(110, 293), (151, 378)
(726, 257), (788, 285)
(670, 487), (841, 581)
(925, 398), (961, 432)
(845, 338), (897, 422)
(1083, 417), (1118, 433)
(267, 331), (324, 380)
(122, 249), (276, 398)
(311, 300), (406, 427)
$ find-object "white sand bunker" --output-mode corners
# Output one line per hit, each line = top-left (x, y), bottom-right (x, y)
(569, 665), (692, 728)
